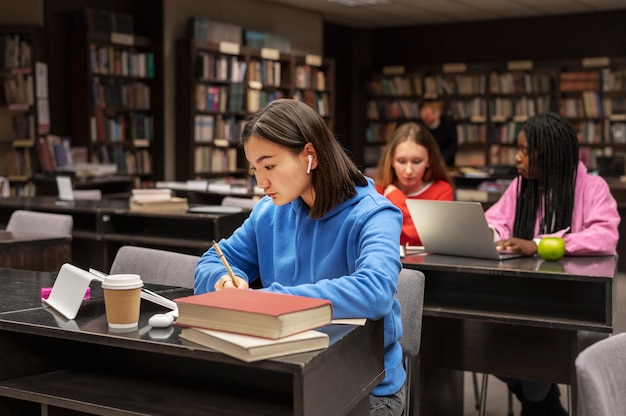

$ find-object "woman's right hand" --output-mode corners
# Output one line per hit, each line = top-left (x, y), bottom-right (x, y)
(214, 275), (249, 291)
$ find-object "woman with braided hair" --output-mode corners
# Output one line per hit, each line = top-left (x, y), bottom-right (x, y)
(485, 112), (620, 415)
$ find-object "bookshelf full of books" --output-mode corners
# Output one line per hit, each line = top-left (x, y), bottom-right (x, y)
(70, 9), (163, 183)
(365, 63), (491, 168)
(0, 26), (50, 196)
(176, 36), (335, 181)
(365, 57), (626, 172)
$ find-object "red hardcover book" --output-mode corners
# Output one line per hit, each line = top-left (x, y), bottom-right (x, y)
(174, 290), (333, 339)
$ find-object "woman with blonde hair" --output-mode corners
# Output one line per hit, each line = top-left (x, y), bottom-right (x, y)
(375, 122), (454, 245)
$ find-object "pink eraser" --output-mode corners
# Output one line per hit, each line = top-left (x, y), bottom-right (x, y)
(41, 287), (91, 301)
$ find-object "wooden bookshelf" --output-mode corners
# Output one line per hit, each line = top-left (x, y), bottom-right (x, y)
(175, 38), (335, 181)
(0, 25), (48, 196)
(365, 63), (491, 168)
(364, 57), (626, 171)
(70, 23), (163, 185)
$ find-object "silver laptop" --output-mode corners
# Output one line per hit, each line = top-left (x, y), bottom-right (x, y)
(405, 199), (522, 260)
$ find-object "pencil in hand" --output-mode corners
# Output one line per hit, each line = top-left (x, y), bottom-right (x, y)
(212, 240), (240, 288)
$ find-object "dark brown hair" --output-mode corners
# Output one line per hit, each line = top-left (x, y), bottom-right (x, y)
(241, 99), (367, 218)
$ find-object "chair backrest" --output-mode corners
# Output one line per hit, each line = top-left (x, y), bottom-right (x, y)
(575, 332), (626, 416)
(109, 245), (200, 289)
(6, 209), (73, 236)
(396, 268), (426, 357)
(221, 196), (258, 210)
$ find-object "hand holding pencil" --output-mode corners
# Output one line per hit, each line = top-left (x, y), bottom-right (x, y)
(212, 240), (244, 290)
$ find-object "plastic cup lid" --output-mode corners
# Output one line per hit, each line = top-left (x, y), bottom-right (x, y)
(101, 274), (144, 290)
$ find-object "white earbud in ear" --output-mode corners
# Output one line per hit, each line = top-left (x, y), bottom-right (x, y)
(306, 155), (314, 174)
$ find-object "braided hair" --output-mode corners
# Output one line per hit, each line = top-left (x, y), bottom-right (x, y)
(513, 113), (578, 239)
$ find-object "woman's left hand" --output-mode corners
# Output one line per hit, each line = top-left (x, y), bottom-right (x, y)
(495, 237), (537, 256)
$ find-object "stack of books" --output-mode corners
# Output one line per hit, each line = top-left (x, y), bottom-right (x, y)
(175, 289), (333, 362)
(129, 189), (188, 212)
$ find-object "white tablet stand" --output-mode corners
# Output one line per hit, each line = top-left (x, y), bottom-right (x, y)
(43, 263), (102, 320)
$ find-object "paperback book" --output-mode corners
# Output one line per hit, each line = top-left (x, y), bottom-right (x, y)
(180, 327), (329, 362)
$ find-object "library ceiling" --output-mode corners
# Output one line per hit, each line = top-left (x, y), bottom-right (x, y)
(262, 0), (626, 27)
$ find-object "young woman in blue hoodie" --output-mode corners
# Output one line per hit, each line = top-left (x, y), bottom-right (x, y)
(194, 99), (405, 416)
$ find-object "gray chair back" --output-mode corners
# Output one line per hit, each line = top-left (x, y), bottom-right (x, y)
(397, 268), (425, 357)
(6, 209), (73, 236)
(575, 332), (626, 416)
(109, 246), (200, 289)
(396, 267), (426, 415)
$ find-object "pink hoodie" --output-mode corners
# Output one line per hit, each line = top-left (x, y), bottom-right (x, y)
(485, 161), (620, 256)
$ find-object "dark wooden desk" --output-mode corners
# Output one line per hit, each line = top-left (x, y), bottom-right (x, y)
(0, 197), (251, 272)
(0, 268), (384, 416)
(403, 254), (616, 416)
(0, 230), (71, 272)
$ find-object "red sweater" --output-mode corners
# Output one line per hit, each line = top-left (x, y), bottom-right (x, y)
(376, 180), (454, 245)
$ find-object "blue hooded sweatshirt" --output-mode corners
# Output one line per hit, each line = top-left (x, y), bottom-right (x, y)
(194, 178), (405, 396)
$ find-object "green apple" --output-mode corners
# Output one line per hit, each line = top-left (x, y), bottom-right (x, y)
(537, 237), (566, 261)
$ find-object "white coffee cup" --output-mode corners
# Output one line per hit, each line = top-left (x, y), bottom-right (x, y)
(102, 274), (143, 329)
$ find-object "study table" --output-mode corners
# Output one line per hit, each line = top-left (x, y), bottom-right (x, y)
(0, 196), (251, 272)
(0, 267), (384, 416)
(402, 253), (617, 416)
(0, 230), (71, 272)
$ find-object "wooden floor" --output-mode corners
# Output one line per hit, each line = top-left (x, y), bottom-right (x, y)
(462, 272), (626, 416)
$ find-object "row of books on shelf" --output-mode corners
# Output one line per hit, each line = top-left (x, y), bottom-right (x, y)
(450, 98), (487, 120)
(194, 115), (244, 144)
(194, 147), (238, 173)
(367, 99), (419, 120)
(92, 77), (151, 110)
(491, 121), (524, 144)
(196, 52), (247, 83)
(490, 96), (552, 120)
(369, 68), (626, 99)
(89, 45), (155, 78)
(601, 68), (626, 92)
(0, 34), (32, 69)
(6, 147), (35, 178)
(92, 145), (152, 175)
(428, 74), (487, 96)
(365, 121), (398, 143)
(367, 75), (419, 97)
(366, 98), (487, 121)
(12, 113), (37, 140)
(559, 92), (602, 118)
(559, 71), (600, 92)
(194, 83), (245, 113)
(187, 17), (292, 53)
(1, 72), (34, 108)
(295, 65), (326, 90)
(293, 90), (329, 117)
(457, 123), (488, 144)
(175, 289), (332, 362)
(490, 120), (626, 146)
(35, 135), (74, 172)
(248, 59), (283, 87)
(91, 110), (154, 142)
(488, 71), (553, 95)
(247, 89), (285, 113)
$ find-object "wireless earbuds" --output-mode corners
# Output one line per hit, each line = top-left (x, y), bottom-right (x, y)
(306, 155), (314, 174)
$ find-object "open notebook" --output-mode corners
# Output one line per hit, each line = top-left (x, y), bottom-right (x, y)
(406, 199), (522, 260)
